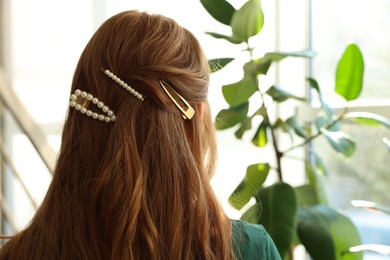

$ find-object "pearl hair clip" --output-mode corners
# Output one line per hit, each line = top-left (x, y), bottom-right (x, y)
(101, 69), (145, 101)
(69, 89), (116, 123)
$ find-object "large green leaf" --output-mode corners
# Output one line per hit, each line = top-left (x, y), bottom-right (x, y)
(255, 51), (315, 75)
(251, 121), (268, 147)
(205, 31), (244, 44)
(208, 58), (235, 73)
(255, 182), (298, 258)
(234, 117), (253, 139)
(285, 117), (309, 138)
(215, 102), (249, 130)
(307, 77), (333, 118)
(343, 112), (390, 128)
(298, 207), (336, 260)
(315, 115), (340, 132)
(235, 105), (266, 139)
(273, 118), (287, 131)
(241, 203), (262, 224)
(242, 60), (257, 77)
(320, 128), (355, 157)
(335, 44), (364, 101)
(228, 163), (270, 210)
(298, 205), (362, 260)
(222, 76), (257, 106)
(230, 0), (264, 41)
(307, 77), (320, 93)
(266, 85), (306, 102)
(295, 185), (319, 207)
(200, 0), (236, 25)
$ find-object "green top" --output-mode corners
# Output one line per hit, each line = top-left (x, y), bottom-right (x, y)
(232, 219), (281, 260)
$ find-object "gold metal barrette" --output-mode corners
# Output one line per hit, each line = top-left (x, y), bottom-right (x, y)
(159, 80), (195, 120)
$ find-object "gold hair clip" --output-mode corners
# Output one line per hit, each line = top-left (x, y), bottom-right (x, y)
(159, 80), (195, 120)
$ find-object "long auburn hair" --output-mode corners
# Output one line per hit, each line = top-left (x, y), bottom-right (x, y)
(0, 10), (233, 260)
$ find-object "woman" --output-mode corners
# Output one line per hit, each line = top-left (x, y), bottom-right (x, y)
(0, 11), (280, 259)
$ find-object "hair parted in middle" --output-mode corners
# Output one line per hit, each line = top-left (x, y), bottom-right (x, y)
(0, 10), (235, 260)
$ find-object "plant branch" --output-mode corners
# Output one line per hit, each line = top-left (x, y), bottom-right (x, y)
(282, 106), (349, 154)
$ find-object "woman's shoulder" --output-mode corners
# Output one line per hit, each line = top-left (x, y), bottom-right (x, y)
(231, 219), (281, 260)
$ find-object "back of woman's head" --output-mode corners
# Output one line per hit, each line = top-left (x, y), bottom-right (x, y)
(0, 10), (233, 260)
(69, 10), (215, 177)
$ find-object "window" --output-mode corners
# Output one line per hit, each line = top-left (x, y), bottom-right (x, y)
(311, 0), (390, 216)
(310, 0), (390, 254)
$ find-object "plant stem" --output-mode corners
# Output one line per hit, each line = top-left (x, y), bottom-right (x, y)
(270, 123), (283, 181)
(250, 37), (284, 181)
(258, 91), (284, 182)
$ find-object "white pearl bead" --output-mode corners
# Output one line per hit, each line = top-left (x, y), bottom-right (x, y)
(70, 87), (117, 123)
(103, 69), (144, 101)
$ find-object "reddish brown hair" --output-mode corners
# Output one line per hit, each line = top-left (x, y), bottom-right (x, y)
(0, 10), (233, 259)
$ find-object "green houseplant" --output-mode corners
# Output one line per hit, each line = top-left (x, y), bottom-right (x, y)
(200, 0), (390, 259)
